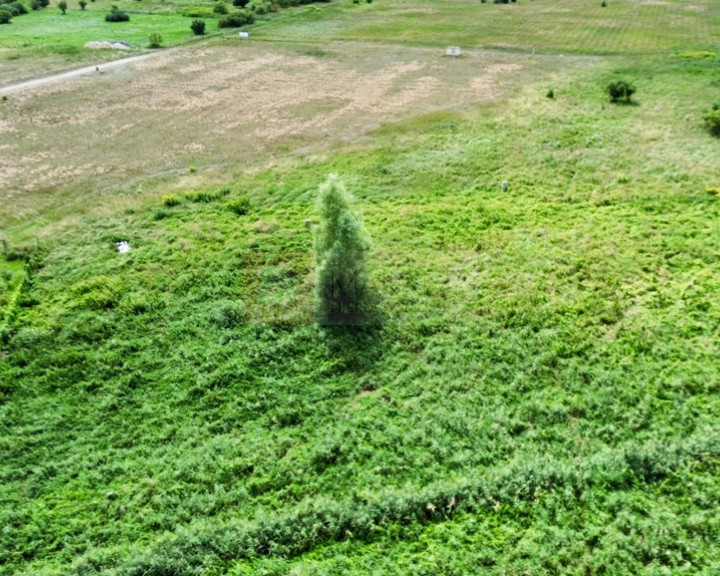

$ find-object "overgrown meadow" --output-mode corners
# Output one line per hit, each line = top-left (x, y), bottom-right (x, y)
(2, 0), (720, 574)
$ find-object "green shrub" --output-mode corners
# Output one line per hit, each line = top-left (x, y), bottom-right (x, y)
(228, 195), (250, 216)
(212, 1), (227, 13)
(546, 88), (554, 99)
(703, 109), (720, 137)
(0, 7), (11, 21)
(232, 0), (248, 6)
(105, 5), (129, 21)
(605, 79), (636, 103)
(57, 0), (66, 13)
(148, 32), (162, 48)
(218, 10), (254, 26)
(79, 0), (86, 8)
(162, 194), (181, 207)
(190, 18), (205, 34)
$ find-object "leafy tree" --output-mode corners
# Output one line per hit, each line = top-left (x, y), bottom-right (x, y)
(190, 18), (205, 35)
(58, 0), (66, 13)
(314, 175), (374, 325)
(605, 79), (636, 104)
(79, 0), (86, 10)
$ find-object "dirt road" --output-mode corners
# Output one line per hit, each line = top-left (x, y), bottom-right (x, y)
(0, 51), (169, 94)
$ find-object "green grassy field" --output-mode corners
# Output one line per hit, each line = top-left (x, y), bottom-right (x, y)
(2, 0), (720, 575)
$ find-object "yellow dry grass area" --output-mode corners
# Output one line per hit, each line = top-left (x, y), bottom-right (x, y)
(0, 41), (562, 233)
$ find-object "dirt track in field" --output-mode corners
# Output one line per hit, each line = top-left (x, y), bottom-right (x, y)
(0, 41), (529, 227)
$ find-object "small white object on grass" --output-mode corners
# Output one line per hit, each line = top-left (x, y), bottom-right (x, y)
(446, 46), (462, 57)
(501, 181), (508, 191)
(116, 241), (131, 254)
(238, 32), (249, 38)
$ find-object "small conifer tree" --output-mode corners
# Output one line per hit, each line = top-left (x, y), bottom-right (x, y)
(314, 175), (373, 325)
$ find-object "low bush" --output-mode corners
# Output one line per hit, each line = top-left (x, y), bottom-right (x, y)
(703, 108), (720, 137)
(232, 0), (248, 6)
(105, 5), (129, 21)
(605, 79), (636, 103)
(148, 32), (162, 48)
(58, 0), (66, 13)
(212, 1), (228, 14)
(218, 10), (254, 27)
(0, 7), (11, 21)
(190, 18), (205, 34)
(162, 194), (181, 207)
(228, 196), (251, 216)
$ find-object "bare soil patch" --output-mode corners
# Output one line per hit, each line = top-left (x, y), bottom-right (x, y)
(0, 41), (540, 231)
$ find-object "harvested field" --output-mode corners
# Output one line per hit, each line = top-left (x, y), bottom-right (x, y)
(0, 41), (562, 233)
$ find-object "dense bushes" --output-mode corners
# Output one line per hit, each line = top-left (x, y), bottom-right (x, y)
(105, 4), (129, 21)
(605, 79), (636, 103)
(0, 7), (12, 21)
(217, 10), (253, 27)
(2, 1), (27, 16)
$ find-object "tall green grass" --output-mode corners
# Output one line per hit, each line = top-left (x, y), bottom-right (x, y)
(2, 50), (720, 574)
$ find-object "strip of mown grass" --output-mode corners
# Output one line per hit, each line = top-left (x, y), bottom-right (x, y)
(1, 50), (720, 574)
(250, 0), (720, 55)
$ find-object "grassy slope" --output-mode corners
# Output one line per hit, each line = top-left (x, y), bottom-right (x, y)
(2, 1), (720, 575)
